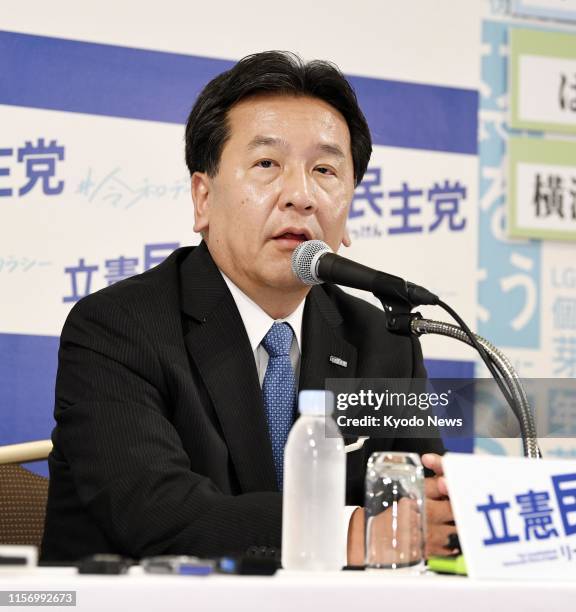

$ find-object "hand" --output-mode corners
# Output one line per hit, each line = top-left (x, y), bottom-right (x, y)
(421, 453), (460, 557)
(347, 500), (424, 567)
(347, 506), (365, 566)
(346, 453), (459, 566)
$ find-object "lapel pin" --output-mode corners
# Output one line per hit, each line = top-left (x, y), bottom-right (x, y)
(329, 355), (348, 368)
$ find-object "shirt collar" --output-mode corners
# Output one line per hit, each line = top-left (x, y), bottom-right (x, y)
(220, 271), (304, 353)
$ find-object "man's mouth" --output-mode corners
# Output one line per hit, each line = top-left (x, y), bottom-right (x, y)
(273, 232), (308, 242)
(272, 227), (313, 244)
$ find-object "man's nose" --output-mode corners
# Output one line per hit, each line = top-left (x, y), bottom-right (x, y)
(279, 167), (316, 213)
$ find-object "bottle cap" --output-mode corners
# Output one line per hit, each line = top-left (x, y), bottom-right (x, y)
(298, 390), (334, 416)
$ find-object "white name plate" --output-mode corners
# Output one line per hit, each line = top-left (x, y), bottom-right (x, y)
(443, 453), (576, 580)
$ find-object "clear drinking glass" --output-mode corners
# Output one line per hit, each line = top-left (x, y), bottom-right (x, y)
(364, 451), (426, 573)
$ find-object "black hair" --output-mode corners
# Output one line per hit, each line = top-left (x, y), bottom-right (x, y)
(184, 51), (372, 186)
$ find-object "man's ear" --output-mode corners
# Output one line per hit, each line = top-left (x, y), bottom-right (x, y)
(191, 171), (211, 234)
(342, 226), (352, 248)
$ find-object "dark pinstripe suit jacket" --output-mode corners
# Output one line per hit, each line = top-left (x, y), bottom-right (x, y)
(41, 242), (443, 562)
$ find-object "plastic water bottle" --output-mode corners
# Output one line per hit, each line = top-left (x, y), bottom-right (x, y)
(281, 390), (346, 571)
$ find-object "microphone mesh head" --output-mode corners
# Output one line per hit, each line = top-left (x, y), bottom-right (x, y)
(291, 240), (331, 285)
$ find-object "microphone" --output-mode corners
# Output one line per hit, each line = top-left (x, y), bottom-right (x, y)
(291, 240), (439, 308)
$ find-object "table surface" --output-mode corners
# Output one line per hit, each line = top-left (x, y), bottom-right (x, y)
(0, 566), (574, 612)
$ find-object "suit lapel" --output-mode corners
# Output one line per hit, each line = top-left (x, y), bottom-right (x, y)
(300, 287), (366, 470)
(179, 243), (278, 493)
(299, 286), (358, 412)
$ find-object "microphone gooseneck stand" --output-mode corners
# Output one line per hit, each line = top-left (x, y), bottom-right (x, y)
(410, 317), (541, 459)
(378, 297), (541, 460)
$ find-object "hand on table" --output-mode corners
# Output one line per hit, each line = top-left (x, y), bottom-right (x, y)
(421, 453), (460, 557)
(346, 453), (459, 566)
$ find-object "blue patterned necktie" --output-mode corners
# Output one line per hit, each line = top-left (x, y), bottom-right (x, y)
(261, 322), (297, 490)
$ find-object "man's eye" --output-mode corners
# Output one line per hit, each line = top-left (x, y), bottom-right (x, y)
(316, 166), (335, 175)
(256, 159), (275, 169)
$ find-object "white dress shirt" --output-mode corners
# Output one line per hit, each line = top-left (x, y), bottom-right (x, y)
(222, 273), (304, 386)
(221, 271), (355, 566)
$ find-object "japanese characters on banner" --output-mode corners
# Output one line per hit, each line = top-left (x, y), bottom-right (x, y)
(0, 106), (193, 336)
(477, 4), (576, 458)
(509, 137), (576, 241)
(508, 28), (576, 243)
(444, 453), (576, 580)
(344, 143), (478, 350)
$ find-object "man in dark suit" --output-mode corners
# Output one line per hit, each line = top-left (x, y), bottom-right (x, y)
(41, 51), (455, 563)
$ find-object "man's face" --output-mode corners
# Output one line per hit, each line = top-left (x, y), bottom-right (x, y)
(192, 94), (355, 292)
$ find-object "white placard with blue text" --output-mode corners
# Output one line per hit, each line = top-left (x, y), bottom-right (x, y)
(444, 452), (576, 580)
